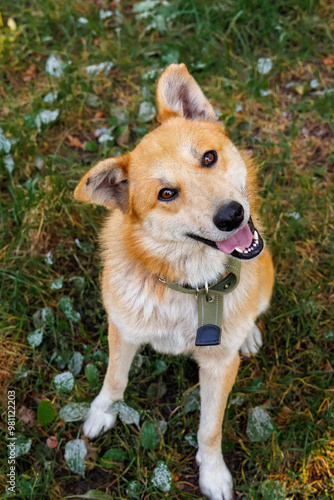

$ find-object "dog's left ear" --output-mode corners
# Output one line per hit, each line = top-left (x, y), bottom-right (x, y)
(74, 155), (129, 211)
(157, 63), (216, 123)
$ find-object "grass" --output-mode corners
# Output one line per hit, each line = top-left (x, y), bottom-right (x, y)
(0, 0), (334, 498)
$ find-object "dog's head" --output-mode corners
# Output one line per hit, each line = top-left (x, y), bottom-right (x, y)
(75, 64), (264, 263)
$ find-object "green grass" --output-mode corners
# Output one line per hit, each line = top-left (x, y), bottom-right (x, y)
(1, 0), (334, 498)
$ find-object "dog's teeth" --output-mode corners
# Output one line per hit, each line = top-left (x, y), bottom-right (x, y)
(235, 247), (243, 253)
(254, 230), (259, 241)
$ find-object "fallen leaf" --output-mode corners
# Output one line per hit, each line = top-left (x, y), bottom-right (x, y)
(295, 84), (305, 95)
(23, 64), (36, 82)
(82, 437), (98, 461)
(18, 406), (37, 428)
(172, 472), (180, 482)
(46, 436), (59, 449)
(277, 406), (291, 426)
(323, 56), (334, 66)
(7, 17), (17, 31)
(94, 111), (104, 119)
(318, 360), (333, 371)
(116, 126), (130, 146)
(67, 135), (84, 149)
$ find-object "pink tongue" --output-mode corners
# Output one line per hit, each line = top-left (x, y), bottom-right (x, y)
(216, 224), (253, 254)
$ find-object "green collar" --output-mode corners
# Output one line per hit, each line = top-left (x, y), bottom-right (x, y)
(164, 257), (241, 347)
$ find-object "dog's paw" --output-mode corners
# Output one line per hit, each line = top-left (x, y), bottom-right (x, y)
(240, 324), (263, 357)
(198, 458), (233, 500)
(82, 408), (116, 439)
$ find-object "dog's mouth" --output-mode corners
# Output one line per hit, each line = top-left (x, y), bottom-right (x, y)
(188, 218), (264, 261)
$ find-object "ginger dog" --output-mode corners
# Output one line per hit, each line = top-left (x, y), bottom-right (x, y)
(74, 63), (274, 500)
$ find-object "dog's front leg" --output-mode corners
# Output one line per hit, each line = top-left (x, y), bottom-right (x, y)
(83, 321), (138, 439)
(195, 353), (240, 500)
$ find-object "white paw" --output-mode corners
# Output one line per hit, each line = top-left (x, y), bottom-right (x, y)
(82, 395), (117, 439)
(82, 409), (116, 439)
(198, 457), (233, 500)
(240, 324), (263, 357)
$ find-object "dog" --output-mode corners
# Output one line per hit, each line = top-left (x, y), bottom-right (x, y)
(74, 63), (274, 500)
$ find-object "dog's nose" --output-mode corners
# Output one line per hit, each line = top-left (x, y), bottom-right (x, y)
(213, 202), (244, 232)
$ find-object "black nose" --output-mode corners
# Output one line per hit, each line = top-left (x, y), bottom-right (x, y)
(213, 201), (244, 232)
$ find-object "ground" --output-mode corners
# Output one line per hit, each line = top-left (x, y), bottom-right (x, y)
(0, 1), (334, 499)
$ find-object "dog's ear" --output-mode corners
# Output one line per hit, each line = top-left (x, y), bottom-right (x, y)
(74, 155), (129, 211)
(157, 63), (216, 123)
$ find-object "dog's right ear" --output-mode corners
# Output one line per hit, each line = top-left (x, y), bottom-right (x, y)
(74, 155), (129, 211)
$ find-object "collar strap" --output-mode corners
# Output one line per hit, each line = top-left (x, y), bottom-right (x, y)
(165, 257), (241, 347)
(166, 258), (241, 296)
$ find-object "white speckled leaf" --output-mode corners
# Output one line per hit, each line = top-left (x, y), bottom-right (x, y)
(45, 251), (53, 265)
(59, 402), (90, 422)
(185, 433), (198, 448)
(126, 480), (142, 497)
(99, 10), (113, 20)
(4, 154), (14, 173)
(78, 17), (89, 25)
(110, 401), (140, 428)
(86, 94), (103, 108)
(261, 479), (286, 500)
(230, 395), (246, 406)
(98, 133), (114, 144)
(86, 62), (113, 76)
(151, 461), (172, 492)
(257, 57), (272, 74)
(246, 406), (274, 442)
(33, 307), (54, 328)
(76, 490), (113, 499)
(36, 110), (59, 130)
(0, 129), (11, 153)
(133, 0), (160, 14)
(45, 54), (67, 77)
(68, 352), (84, 375)
(310, 79), (319, 89)
(68, 276), (85, 291)
(59, 296), (81, 323)
(41, 307), (53, 323)
(50, 276), (63, 290)
(53, 371), (74, 392)
(15, 435), (32, 458)
(43, 91), (59, 103)
(323, 330), (334, 341)
(64, 439), (87, 476)
(138, 101), (156, 122)
(27, 328), (44, 348)
(183, 386), (200, 414)
(157, 420), (168, 435)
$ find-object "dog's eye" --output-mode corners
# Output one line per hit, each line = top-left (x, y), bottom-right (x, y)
(202, 150), (217, 168)
(158, 188), (178, 201)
